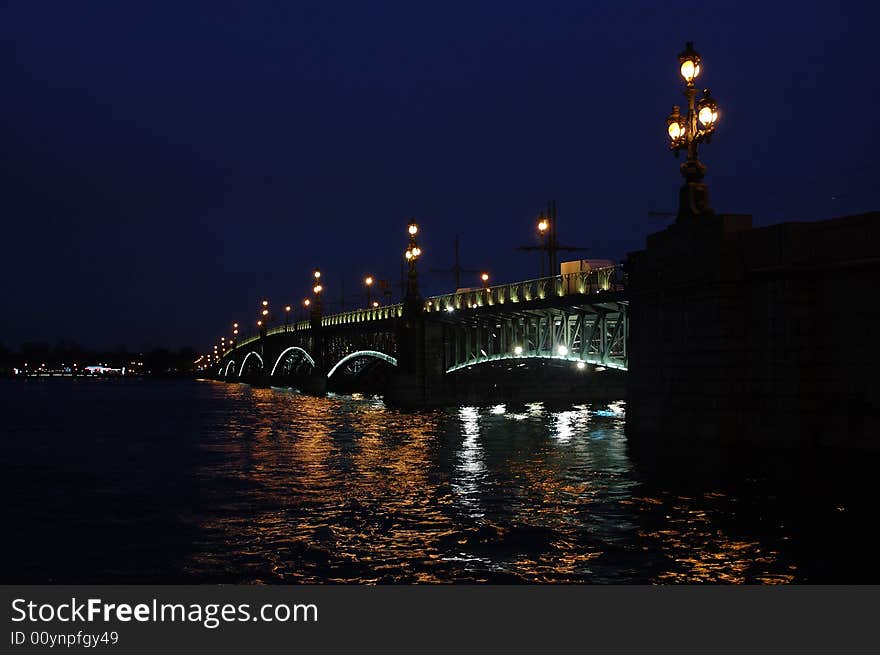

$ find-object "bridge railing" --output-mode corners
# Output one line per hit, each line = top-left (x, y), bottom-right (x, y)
(322, 303), (404, 326)
(424, 267), (620, 313)
(233, 334), (261, 349)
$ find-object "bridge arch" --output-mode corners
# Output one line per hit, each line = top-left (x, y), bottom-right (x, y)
(326, 350), (398, 379)
(445, 353), (627, 374)
(238, 351), (264, 377)
(223, 360), (236, 377)
(270, 347), (316, 377)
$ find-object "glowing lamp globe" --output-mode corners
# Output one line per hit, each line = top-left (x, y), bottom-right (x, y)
(678, 42), (702, 84)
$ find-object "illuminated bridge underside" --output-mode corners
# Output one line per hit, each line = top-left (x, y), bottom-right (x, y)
(443, 301), (627, 373)
(270, 346), (316, 377)
(238, 351), (264, 377)
(326, 350), (398, 379)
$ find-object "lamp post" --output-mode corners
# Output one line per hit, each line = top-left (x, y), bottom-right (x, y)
(364, 275), (374, 308)
(312, 268), (323, 315)
(666, 41), (720, 222)
(403, 218), (422, 315)
(284, 305), (291, 331)
(537, 211), (549, 277)
(259, 299), (269, 338)
(232, 322), (239, 348)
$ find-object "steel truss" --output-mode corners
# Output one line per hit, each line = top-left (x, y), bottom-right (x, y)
(443, 302), (627, 373)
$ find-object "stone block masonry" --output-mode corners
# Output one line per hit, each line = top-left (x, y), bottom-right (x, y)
(626, 211), (880, 451)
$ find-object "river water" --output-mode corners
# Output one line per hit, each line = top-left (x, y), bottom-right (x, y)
(1, 378), (875, 583)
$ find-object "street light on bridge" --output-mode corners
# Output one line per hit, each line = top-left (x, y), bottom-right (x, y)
(666, 41), (720, 222)
(404, 218), (422, 315)
(284, 305), (292, 331)
(364, 275), (374, 308)
(536, 213), (549, 277)
(258, 299), (269, 338)
(311, 268), (323, 315)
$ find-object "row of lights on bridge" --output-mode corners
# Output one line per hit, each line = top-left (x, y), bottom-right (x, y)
(204, 211), (561, 367)
(204, 219), (497, 366)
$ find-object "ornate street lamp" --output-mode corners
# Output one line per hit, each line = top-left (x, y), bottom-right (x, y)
(312, 268), (323, 314)
(666, 41), (721, 222)
(403, 218), (423, 315)
(258, 299), (269, 338)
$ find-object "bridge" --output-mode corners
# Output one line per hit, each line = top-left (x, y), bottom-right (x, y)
(214, 267), (628, 405)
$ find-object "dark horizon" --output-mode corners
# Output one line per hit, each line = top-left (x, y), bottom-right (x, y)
(4, 1), (878, 352)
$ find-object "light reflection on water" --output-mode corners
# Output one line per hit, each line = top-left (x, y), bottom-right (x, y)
(180, 381), (797, 583)
(11, 379), (878, 584)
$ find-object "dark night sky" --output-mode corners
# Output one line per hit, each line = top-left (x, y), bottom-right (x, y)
(2, 1), (878, 352)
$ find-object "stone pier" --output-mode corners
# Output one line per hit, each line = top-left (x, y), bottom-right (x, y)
(626, 211), (880, 451)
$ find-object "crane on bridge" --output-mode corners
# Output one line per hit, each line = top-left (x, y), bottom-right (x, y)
(430, 235), (481, 291)
(516, 200), (590, 277)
